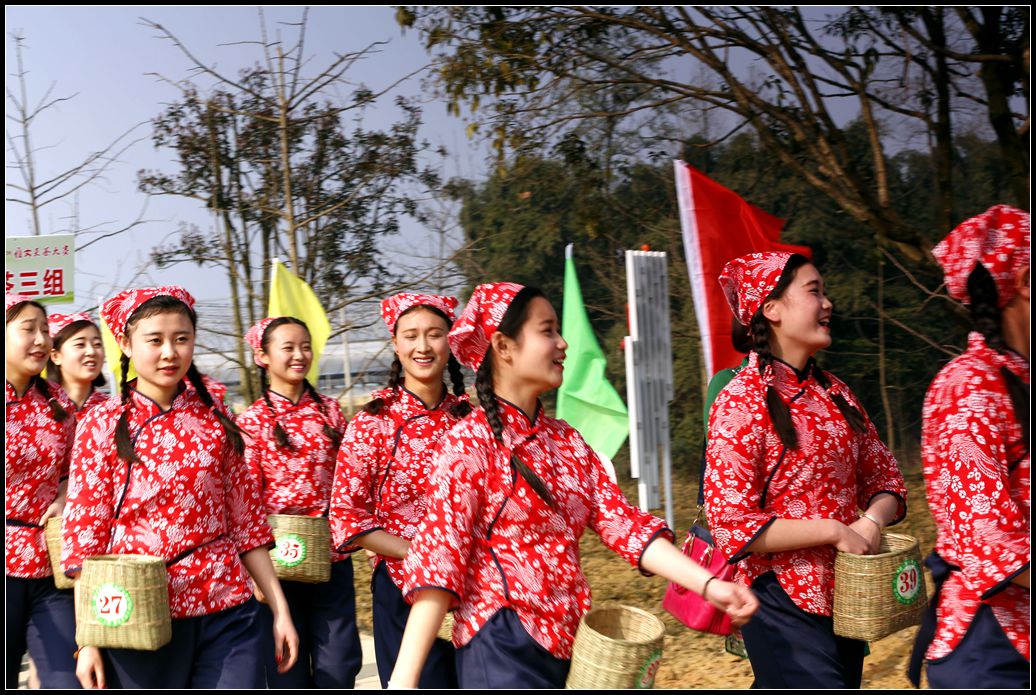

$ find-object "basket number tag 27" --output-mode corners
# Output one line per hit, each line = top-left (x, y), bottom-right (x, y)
(273, 533), (307, 568)
(92, 583), (134, 627)
(893, 559), (922, 605)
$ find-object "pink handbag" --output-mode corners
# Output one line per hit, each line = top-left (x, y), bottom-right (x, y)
(662, 512), (735, 636)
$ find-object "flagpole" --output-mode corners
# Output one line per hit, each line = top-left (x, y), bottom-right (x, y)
(340, 305), (354, 418)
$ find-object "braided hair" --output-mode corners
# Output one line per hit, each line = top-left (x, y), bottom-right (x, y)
(363, 305), (472, 419)
(967, 263), (1029, 446)
(476, 286), (557, 509)
(47, 319), (107, 391)
(257, 316), (343, 449)
(113, 295), (244, 463)
(749, 254), (866, 450)
(6, 300), (70, 423)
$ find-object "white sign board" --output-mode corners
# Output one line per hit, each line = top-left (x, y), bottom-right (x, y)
(5, 234), (75, 304)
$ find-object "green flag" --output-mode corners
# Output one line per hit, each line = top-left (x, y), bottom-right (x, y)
(556, 244), (629, 459)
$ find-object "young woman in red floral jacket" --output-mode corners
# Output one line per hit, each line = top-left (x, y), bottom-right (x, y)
(62, 286), (298, 689)
(908, 206), (1029, 688)
(330, 292), (470, 689)
(237, 316), (361, 688)
(390, 283), (758, 689)
(704, 252), (907, 688)
(6, 294), (78, 689)
(46, 312), (108, 418)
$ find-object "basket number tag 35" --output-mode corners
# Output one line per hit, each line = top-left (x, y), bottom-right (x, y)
(92, 583), (134, 626)
(893, 559), (922, 605)
(273, 533), (307, 568)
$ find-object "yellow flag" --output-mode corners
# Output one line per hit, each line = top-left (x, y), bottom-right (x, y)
(268, 260), (330, 384)
(100, 315), (136, 386)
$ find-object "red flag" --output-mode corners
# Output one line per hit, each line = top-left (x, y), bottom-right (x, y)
(674, 160), (811, 377)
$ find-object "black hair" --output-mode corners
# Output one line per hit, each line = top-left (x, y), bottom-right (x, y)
(256, 316), (343, 449)
(6, 300), (70, 422)
(476, 286), (557, 509)
(967, 263), (1029, 446)
(731, 315), (752, 354)
(114, 295), (244, 463)
(46, 319), (107, 391)
(748, 254), (866, 450)
(363, 304), (472, 419)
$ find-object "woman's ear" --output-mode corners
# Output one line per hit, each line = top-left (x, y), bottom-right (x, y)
(1015, 266), (1030, 302)
(257, 350), (271, 368)
(762, 298), (782, 324)
(116, 333), (132, 359)
(491, 330), (513, 365)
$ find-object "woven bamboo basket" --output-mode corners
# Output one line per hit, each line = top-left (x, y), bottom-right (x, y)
(833, 532), (927, 641)
(44, 516), (74, 590)
(75, 555), (171, 651)
(267, 515), (331, 583)
(437, 611), (454, 642)
(566, 605), (665, 689)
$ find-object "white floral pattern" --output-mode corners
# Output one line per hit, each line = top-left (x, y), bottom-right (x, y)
(329, 387), (466, 588)
(62, 385), (273, 618)
(5, 381), (76, 578)
(922, 332), (1029, 660)
(238, 388), (347, 561)
(705, 353), (907, 616)
(401, 399), (672, 659)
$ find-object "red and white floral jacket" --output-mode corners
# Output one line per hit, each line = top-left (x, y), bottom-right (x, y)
(705, 352), (907, 616)
(329, 387), (466, 587)
(238, 389), (348, 562)
(922, 332), (1029, 660)
(62, 384), (274, 618)
(6, 381), (75, 578)
(402, 398), (672, 659)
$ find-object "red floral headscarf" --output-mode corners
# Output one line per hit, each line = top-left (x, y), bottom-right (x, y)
(448, 282), (524, 370)
(380, 293), (459, 334)
(718, 252), (795, 326)
(101, 286), (196, 338)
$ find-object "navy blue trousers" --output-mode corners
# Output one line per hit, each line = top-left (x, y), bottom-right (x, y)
(741, 572), (865, 689)
(926, 604), (1029, 689)
(103, 597), (264, 688)
(5, 576), (79, 689)
(456, 608), (570, 689)
(371, 561), (457, 689)
(257, 557), (362, 688)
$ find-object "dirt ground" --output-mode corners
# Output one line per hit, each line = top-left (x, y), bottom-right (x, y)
(350, 460), (935, 689)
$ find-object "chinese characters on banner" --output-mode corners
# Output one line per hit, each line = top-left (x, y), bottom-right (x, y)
(5, 234), (76, 304)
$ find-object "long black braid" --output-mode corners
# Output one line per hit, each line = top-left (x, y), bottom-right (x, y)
(186, 364), (245, 455)
(476, 351), (557, 509)
(303, 378), (344, 448)
(447, 354), (472, 418)
(751, 310), (798, 450)
(114, 353), (136, 462)
(968, 263), (1030, 445)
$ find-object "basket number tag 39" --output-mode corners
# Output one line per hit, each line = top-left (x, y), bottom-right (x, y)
(273, 533), (307, 568)
(92, 583), (134, 627)
(637, 649), (663, 689)
(893, 559), (922, 605)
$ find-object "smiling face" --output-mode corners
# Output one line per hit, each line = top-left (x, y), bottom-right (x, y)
(259, 321), (313, 391)
(119, 309), (195, 405)
(763, 262), (833, 364)
(6, 303), (51, 386)
(499, 296), (568, 394)
(393, 306), (450, 392)
(51, 323), (105, 387)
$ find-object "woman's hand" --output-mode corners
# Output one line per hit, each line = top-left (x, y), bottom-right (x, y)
(704, 579), (759, 628)
(76, 646), (105, 689)
(847, 516), (882, 555)
(831, 520), (871, 555)
(271, 608), (299, 674)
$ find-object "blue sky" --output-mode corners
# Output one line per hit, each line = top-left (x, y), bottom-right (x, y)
(5, 6), (481, 317)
